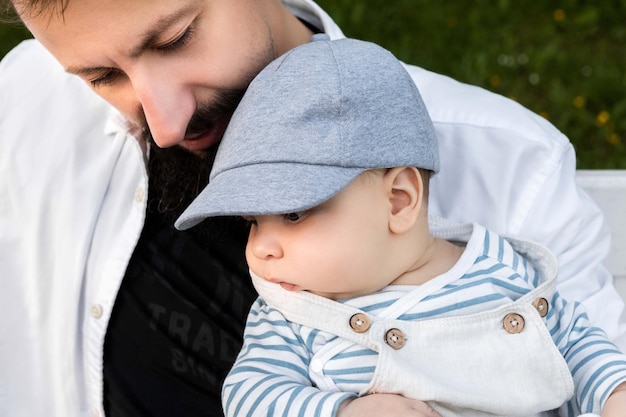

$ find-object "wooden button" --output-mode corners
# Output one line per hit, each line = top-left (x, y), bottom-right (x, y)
(533, 297), (549, 317)
(503, 313), (525, 334)
(349, 313), (371, 333)
(385, 328), (405, 350)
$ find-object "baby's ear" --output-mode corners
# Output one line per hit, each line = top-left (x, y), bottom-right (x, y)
(385, 167), (424, 234)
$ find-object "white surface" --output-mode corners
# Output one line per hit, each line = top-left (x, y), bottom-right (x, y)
(576, 170), (626, 298)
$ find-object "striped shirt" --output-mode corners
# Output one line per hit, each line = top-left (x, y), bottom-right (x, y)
(223, 224), (626, 416)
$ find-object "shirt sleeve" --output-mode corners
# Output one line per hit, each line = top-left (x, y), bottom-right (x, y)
(403, 62), (626, 351)
(222, 298), (356, 417)
(548, 291), (626, 415)
(518, 142), (626, 351)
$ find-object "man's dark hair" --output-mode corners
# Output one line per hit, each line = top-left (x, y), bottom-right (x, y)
(1, 0), (69, 21)
(0, 0), (18, 22)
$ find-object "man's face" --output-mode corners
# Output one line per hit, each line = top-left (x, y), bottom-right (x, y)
(18, 0), (306, 152)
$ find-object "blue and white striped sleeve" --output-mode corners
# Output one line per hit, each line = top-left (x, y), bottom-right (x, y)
(547, 291), (626, 415)
(222, 297), (356, 417)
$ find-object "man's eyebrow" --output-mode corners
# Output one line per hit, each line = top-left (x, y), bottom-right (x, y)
(128, 5), (196, 58)
(65, 65), (108, 77)
(65, 4), (196, 76)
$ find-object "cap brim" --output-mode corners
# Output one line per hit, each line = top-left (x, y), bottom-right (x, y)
(175, 163), (364, 230)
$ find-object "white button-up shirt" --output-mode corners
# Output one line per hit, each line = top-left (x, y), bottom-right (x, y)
(1, 1), (624, 416)
(0, 39), (147, 416)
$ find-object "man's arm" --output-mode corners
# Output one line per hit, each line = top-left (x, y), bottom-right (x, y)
(603, 382), (626, 417)
(518, 142), (626, 348)
(405, 63), (626, 349)
(337, 395), (441, 417)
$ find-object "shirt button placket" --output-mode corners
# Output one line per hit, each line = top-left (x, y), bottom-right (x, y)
(90, 304), (104, 319)
(134, 186), (145, 203)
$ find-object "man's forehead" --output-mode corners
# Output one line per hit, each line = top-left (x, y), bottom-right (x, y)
(19, 0), (196, 34)
(20, 0), (199, 71)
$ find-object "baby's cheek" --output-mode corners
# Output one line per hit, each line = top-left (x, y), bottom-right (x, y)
(244, 244), (256, 269)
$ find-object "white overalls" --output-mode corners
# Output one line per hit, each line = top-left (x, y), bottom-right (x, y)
(252, 222), (574, 416)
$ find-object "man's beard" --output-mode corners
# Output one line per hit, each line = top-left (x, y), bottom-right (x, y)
(144, 89), (245, 228)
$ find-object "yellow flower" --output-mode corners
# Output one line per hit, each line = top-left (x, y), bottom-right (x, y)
(596, 111), (610, 126)
(572, 96), (585, 108)
(553, 9), (566, 22)
(607, 133), (621, 146)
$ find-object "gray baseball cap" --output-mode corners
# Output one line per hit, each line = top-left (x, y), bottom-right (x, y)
(175, 34), (439, 230)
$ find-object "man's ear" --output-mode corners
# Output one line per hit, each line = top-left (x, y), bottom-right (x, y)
(384, 167), (424, 234)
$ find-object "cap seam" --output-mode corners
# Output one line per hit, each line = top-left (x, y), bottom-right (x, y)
(327, 42), (346, 168)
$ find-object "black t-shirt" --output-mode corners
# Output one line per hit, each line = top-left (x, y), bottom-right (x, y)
(103, 207), (256, 416)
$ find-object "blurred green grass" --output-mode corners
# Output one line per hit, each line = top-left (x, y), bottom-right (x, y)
(2, 1), (625, 168)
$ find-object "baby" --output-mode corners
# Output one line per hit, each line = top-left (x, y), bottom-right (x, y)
(176, 35), (626, 417)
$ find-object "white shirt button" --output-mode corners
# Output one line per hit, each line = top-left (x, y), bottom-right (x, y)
(310, 358), (324, 373)
(91, 304), (104, 319)
(90, 409), (100, 417)
(134, 186), (144, 203)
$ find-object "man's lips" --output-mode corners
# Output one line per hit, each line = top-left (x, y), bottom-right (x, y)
(181, 116), (230, 152)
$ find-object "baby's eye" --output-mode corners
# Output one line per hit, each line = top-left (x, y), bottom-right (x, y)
(283, 211), (307, 223)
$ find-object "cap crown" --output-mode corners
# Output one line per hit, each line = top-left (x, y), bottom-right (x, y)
(215, 35), (439, 179)
(176, 36), (439, 230)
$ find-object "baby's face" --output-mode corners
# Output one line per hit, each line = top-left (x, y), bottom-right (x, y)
(244, 172), (398, 301)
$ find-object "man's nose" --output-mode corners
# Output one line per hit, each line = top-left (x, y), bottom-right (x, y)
(131, 70), (195, 148)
